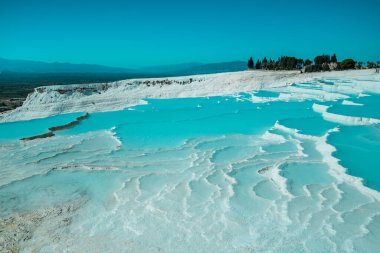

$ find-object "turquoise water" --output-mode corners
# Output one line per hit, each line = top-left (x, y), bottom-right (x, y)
(329, 124), (380, 190)
(0, 112), (82, 142)
(61, 96), (316, 147)
(329, 93), (380, 119)
(1, 79), (380, 252)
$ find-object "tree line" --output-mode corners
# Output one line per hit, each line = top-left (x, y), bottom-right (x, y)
(247, 54), (380, 72)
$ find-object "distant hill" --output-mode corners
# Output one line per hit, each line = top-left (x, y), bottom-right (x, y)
(137, 62), (203, 74)
(0, 59), (248, 110)
(0, 58), (132, 73)
(0, 58), (246, 76)
(171, 61), (246, 75)
(139, 61), (246, 75)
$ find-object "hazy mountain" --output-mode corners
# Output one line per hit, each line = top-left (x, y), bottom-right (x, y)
(172, 61), (246, 75)
(0, 58), (246, 76)
(0, 58), (132, 73)
(137, 62), (202, 74)
(139, 61), (246, 75)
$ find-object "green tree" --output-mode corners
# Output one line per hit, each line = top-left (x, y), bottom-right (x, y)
(296, 59), (304, 69)
(314, 55), (331, 65)
(331, 54), (337, 63)
(262, 57), (268, 69)
(255, 60), (262, 69)
(284, 56), (298, 70)
(367, 61), (376, 68)
(341, 59), (356, 70)
(248, 57), (254, 69)
(304, 59), (312, 66)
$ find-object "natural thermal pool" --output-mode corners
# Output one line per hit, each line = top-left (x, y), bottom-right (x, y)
(1, 71), (380, 253)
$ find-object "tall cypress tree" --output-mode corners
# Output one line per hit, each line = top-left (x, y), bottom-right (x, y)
(256, 60), (262, 69)
(248, 57), (254, 69)
(262, 57), (268, 69)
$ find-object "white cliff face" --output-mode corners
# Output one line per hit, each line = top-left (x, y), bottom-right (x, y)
(0, 70), (298, 122)
(1, 69), (379, 122)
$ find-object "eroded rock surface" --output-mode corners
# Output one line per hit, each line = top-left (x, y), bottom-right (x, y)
(0, 198), (87, 253)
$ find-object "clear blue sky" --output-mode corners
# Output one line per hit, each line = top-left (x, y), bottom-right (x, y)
(1, 0), (379, 68)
